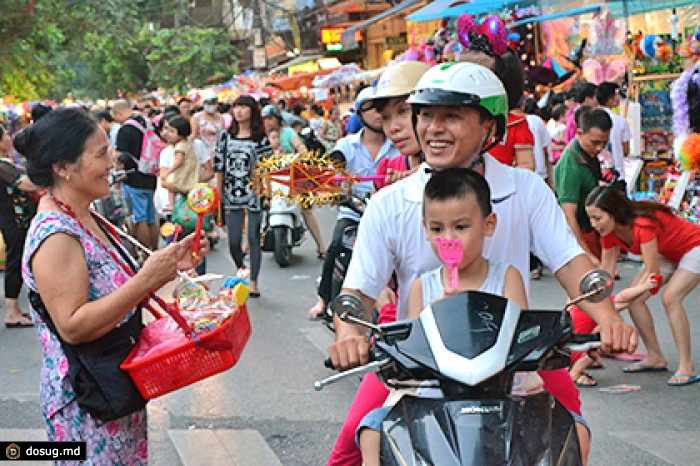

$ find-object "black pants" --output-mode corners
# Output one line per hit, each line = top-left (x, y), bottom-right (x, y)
(226, 210), (262, 282)
(1, 226), (28, 299)
(317, 217), (358, 303)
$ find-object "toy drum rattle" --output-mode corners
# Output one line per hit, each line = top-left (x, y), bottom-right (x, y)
(186, 183), (220, 258)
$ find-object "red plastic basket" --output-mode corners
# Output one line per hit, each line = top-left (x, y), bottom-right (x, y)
(121, 304), (251, 399)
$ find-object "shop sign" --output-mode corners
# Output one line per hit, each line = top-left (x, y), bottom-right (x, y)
(406, 20), (441, 43)
(321, 27), (362, 45)
(385, 36), (407, 46)
(253, 48), (267, 69)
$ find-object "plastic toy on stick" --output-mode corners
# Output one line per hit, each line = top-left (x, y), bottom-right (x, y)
(434, 238), (463, 289)
(186, 183), (219, 258)
(252, 152), (386, 207)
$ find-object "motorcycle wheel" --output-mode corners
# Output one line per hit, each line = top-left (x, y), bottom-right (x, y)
(273, 226), (292, 267)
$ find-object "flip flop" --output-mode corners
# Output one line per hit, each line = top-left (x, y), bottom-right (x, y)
(5, 319), (33, 328)
(667, 374), (700, 387)
(623, 362), (668, 373)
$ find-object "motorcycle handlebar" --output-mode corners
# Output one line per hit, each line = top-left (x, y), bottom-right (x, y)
(565, 333), (601, 353)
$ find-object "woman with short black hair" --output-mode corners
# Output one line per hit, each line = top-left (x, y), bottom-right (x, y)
(17, 108), (207, 462)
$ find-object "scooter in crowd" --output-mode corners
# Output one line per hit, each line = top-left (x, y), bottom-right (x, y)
(315, 269), (613, 465)
(261, 191), (306, 267)
(299, 127), (327, 155)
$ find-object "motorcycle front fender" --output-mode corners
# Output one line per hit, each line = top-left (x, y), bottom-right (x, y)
(268, 213), (295, 229)
(380, 392), (581, 466)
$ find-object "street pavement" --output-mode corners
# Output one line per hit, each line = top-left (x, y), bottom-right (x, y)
(1, 205), (700, 465)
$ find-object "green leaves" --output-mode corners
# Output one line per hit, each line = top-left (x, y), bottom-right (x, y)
(142, 26), (238, 93)
(0, 0), (239, 100)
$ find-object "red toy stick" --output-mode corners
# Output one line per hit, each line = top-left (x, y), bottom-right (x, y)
(650, 274), (662, 295)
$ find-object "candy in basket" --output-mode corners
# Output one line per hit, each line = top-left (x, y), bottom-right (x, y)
(120, 277), (252, 399)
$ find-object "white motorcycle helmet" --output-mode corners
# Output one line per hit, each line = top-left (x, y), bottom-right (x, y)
(354, 86), (382, 133)
(355, 86), (375, 112)
(407, 62), (508, 151)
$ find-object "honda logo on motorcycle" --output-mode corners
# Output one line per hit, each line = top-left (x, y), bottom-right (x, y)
(460, 404), (503, 415)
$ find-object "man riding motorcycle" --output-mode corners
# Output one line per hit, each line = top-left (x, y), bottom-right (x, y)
(328, 62), (638, 464)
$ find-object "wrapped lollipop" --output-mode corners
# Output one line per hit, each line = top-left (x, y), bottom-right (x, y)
(186, 183), (220, 258)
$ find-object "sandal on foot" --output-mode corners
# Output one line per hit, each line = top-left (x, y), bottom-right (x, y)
(5, 316), (33, 328)
(573, 372), (597, 387)
(317, 250), (327, 260)
(667, 374), (700, 386)
(623, 362), (668, 373)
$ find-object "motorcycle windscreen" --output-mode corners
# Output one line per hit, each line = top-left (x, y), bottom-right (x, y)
(420, 291), (521, 386)
(380, 392), (582, 466)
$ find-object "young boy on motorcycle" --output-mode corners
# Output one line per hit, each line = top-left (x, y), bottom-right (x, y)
(357, 167), (532, 466)
(329, 62), (638, 464)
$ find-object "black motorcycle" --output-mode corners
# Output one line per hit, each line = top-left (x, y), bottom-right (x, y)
(329, 193), (369, 304)
(315, 269), (613, 465)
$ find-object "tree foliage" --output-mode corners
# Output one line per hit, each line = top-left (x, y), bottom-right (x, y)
(0, 0), (239, 100)
(142, 26), (238, 93)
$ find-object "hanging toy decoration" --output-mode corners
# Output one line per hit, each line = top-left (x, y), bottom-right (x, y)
(640, 35), (659, 58)
(477, 15), (508, 56)
(678, 133), (700, 171)
(186, 183), (219, 258)
(671, 65), (700, 170)
(457, 14), (477, 49)
(582, 59), (627, 85)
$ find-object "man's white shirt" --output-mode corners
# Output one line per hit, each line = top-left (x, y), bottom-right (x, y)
(526, 114), (551, 180)
(344, 155), (583, 319)
(603, 108), (631, 176)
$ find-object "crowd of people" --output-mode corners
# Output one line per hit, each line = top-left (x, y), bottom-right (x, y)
(1, 37), (699, 463)
(0, 90), (363, 463)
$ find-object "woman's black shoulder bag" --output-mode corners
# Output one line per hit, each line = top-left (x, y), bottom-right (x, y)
(29, 291), (147, 422)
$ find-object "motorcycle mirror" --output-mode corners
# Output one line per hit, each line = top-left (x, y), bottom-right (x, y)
(579, 269), (614, 303)
(331, 294), (366, 322)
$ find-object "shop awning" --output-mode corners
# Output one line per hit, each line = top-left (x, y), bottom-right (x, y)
(509, 4), (603, 26)
(538, 0), (700, 19)
(269, 54), (323, 74)
(341, 0), (423, 49)
(608, 0), (700, 18)
(409, 0), (534, 21)
(406, 0), (468, 22)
